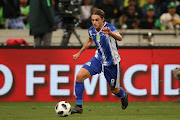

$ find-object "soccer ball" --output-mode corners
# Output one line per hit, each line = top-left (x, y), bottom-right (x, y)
(55, 101), (71, 117)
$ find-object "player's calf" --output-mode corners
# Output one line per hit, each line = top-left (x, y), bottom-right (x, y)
(111, 87), (128, 110)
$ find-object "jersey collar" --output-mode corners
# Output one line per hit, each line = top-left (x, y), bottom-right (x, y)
(95, 22), (107, 33)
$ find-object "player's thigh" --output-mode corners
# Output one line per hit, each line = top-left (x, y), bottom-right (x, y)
(82, 57), (102, 76)
(76, 68), (91, 82)
(104, 63), (120, 89)
(76, 57), (102, 82)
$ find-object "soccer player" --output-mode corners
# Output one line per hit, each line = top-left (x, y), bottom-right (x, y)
(71, 9), (128, 114)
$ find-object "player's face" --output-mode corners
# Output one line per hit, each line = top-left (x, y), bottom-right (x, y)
(91, 15), (104, 31)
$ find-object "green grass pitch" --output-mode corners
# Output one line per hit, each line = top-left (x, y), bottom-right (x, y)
(0, 102), (180, 120)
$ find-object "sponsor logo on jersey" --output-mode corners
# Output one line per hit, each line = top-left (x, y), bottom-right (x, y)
(86, 62), (91, 66)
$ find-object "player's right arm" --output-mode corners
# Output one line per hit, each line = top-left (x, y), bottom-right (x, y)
(73, 38), (94, 60)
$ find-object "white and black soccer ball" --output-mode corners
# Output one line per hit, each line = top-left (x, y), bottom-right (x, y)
(55, 101), (71, 117)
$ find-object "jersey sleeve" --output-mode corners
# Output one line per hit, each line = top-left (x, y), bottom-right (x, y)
(109, 24), (118, 32)
(88, 28), (93, 38)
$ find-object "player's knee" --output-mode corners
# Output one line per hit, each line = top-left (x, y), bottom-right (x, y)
(76, 73), (85, 82)
(110, 88), (120, 94)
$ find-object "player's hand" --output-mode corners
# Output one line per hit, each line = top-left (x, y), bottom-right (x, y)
(101, 27), (112, 35)
(73, 52), (80, 60)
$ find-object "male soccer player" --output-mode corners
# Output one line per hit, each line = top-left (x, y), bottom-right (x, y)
(71, 9), (128, 114)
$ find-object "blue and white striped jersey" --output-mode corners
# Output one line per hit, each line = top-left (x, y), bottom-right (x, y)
(88, 22), (121, 67)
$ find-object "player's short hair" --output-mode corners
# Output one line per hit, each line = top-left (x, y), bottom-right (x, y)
(91, 9), (105, 18)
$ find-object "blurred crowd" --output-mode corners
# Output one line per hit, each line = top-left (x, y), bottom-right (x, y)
(0, 0), (180, 31)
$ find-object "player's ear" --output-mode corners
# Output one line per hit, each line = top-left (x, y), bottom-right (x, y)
(102, 17), (105, 22)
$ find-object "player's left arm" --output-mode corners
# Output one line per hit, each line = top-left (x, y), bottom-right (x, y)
(101, 27), (122, 41)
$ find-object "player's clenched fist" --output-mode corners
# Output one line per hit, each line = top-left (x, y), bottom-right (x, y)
(73, 52), (80, 60)
(101, 27), (111, 35)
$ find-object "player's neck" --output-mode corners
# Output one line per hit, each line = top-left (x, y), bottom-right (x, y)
(96, 23), (104, 32)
